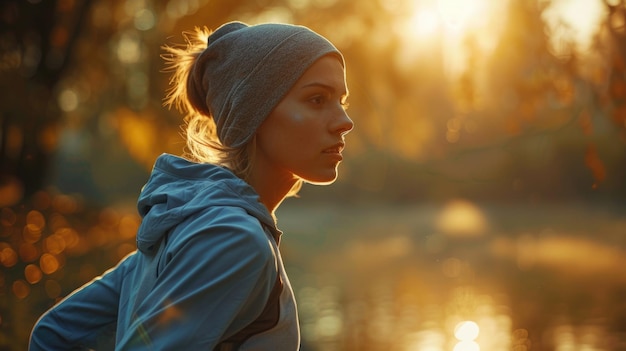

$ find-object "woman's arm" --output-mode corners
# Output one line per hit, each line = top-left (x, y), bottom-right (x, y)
(29, 252), (135, 351)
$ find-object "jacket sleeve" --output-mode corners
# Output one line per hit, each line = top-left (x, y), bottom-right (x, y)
(28, 252), (135, 351)
(115, 210), (278, 350)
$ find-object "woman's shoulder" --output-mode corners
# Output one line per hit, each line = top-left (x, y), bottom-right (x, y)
(170, 205), (275, 256)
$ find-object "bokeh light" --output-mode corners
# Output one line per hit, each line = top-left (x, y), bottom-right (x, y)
(0, 245), (18, 268)
(25, 264), (43, 284)
(12, 280), (30, 299)
(58, 89), (79, 112)
(134, 9), (156, 31)
(435, 199), (487, 238)
(116, 32), (142, 64)
(0, 207), (17, 227)
(40, 253), (60, 275)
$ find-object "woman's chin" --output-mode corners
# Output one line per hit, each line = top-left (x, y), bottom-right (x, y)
(302, 170), (339, 185)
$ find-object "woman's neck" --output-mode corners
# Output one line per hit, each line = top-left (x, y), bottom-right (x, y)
(247, 167), (297, 215)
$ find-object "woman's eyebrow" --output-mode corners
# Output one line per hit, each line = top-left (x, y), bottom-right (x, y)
(300, 82), (349, 97)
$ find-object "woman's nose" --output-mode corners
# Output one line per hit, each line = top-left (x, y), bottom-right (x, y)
(332, 109), (354, 136)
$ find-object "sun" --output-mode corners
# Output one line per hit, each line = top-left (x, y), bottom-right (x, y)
(399, 0), (507, 79)
(409, 8), (440, 37)
(407, 0), (489, 39)
(437, 0), (484, 32)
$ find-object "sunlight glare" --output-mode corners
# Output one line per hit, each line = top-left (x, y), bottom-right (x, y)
(437, 0), (486, 32)
(401, 0), (504, 79)
(410, 9), (440, 37)
(437, 0), (469, 30)
(455, 321), (480, 341)
(408, 0), (487, 38)
(543, 0), (606, 54)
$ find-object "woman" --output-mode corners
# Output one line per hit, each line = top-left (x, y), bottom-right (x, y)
(29, 21), (353, 350)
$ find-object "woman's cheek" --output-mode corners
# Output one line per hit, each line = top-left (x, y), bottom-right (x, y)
(287, 112), (307, 124)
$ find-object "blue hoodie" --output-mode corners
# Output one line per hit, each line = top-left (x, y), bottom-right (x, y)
(29, 154), (300, 350)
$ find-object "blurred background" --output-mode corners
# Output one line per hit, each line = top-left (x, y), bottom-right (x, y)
(1, 0), (626, 350)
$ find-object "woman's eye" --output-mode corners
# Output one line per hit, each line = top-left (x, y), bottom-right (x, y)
(310, 96), (325, 105)
(307, 94), (347, 109)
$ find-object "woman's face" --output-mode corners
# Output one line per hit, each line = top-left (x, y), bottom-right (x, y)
(254, 55), (354, 185)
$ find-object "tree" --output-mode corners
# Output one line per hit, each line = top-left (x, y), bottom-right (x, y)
(0, 0), (93, 206)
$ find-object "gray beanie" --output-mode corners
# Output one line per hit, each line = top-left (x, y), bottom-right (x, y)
(188, 21), (344, 148)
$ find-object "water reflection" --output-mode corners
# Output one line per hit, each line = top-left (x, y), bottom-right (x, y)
(454, 321), (479, 341)
(300, 277), (618, 351)
(549, 323), (616, 350)
(279, 201), (626, 351)
(297, 282), (514, 351)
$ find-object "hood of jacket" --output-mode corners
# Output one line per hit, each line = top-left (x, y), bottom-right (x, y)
(135, 153), (280, 254)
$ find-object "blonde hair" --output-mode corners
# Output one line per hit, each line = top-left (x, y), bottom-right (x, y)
(161, 27), (252, 179)
(160, 27), (303, 195)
